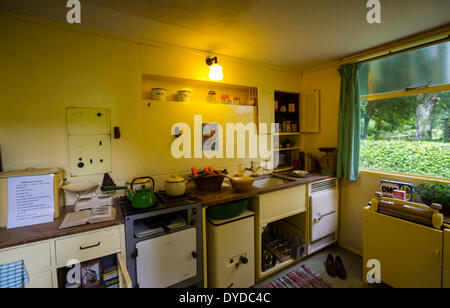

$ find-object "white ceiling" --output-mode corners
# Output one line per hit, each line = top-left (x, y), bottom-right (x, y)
(1, 0), (449, 71)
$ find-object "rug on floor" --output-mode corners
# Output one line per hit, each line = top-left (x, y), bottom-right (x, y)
(265, 265), (333, 288)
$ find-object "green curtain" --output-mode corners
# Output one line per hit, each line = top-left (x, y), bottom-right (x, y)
(337, 63), (361, 181)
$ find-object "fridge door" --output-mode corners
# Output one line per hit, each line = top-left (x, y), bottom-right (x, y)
(444, 229), (450, 288)
(136, 228), (197, 288)
(310, 189), (338, 242)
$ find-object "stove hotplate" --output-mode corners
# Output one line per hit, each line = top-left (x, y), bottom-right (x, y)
(119, 192), (201, 217)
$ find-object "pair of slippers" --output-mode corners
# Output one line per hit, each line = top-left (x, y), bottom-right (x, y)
(326, 254), (347, 280)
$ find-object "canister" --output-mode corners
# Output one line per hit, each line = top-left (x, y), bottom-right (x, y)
(177, 90), (191, 102)
(150, 88), (167, 101)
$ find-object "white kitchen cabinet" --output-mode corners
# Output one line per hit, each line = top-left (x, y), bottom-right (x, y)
(248, 185), (307, 281)
(25, 271), (53, 288)
(0, 225), (130, 288)
(207, 210), (255, 288)
(55, 227), (121, 267)
(0, 241), (53, 288)
(257, 185), (306, 224)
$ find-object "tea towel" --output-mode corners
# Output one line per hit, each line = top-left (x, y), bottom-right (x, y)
(0, 260), (29, 288)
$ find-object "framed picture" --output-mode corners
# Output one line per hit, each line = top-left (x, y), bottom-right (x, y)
(202, 123), (219, 152)
(81, 259), (102, 288)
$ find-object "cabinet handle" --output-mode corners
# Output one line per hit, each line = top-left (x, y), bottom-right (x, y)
(434, 249), (442, 262)
(313, 211), (336, 223)
(80, 242), (101, 250)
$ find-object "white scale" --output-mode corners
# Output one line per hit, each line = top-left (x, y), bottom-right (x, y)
(63, 183), (113, 212)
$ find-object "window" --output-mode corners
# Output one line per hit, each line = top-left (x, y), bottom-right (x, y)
(358, 41), (450, 179)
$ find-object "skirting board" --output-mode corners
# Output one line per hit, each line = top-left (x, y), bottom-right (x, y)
(338, 241), (362, 256)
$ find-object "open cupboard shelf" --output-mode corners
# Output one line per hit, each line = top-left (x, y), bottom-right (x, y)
(142, 74), (258, 107)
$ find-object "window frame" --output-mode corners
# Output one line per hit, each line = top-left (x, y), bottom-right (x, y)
(360, 84), (450, 102)
(359, 70), (450, 179)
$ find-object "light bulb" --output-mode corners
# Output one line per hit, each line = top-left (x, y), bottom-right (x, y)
(209, 63), (223, 81)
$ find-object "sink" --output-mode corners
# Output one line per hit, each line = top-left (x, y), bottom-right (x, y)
(253, 176), (292, 189)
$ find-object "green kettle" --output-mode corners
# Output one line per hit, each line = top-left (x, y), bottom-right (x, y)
(102, 176), (157, 209)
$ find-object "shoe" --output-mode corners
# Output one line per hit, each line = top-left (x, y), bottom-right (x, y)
(335, 256), (347, 280)
(325, 254), (337, 277)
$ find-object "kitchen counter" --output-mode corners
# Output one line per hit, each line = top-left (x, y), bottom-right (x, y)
(0, 173), (332, 249)
(0, 202), (124, 250)
(189, 173), (333, 207)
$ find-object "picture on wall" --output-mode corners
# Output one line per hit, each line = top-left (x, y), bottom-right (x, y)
(202, 123), (219, 152)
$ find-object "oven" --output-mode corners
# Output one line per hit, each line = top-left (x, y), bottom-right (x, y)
(121, 193), (203, 288)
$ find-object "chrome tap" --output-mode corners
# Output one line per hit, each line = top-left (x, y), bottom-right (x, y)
(244, 161), (260, 174)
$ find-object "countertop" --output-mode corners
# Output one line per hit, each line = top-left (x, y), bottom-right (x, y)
(0, 202), (123, 250)
(189, 173), (333, 207)
(0, 172), (332, 250)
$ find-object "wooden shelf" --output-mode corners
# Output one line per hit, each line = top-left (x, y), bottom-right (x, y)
(145, 99), (256, 108)
(274, 147), (302, 152)
(274, 132), (301, 136)
(142, 74), (258, 107)
(273, 166), (294, 173)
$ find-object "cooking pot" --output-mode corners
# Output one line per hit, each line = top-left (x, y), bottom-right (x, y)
(165, 175), (186, 197)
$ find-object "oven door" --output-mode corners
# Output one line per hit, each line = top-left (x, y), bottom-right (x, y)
(135, 228), (197, 288)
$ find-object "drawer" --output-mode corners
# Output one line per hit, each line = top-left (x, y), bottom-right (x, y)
(0, 242), (51, 273)
(55, 228), (121, 267)
(25, 270), (53, 288)
(259, 185), (306, 223)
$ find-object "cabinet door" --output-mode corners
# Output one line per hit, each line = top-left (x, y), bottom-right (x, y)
(310, 189), (338, 242)
(259, 185), (306, 224)
(258, 90), (274, 133)
(444, 229), (450, 288)
(117, 253), (132, 289)
(25, 271), (53, 288)
(363, 209), (443, 288)
(300, 90), (320, 133)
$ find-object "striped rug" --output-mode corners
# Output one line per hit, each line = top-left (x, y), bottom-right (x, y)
(265, 265), (332, 288)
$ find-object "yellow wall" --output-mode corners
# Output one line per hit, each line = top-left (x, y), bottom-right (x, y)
(0, 11), (301, 194)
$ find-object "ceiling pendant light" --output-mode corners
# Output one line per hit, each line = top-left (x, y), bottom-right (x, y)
(206, 57), (223, 81)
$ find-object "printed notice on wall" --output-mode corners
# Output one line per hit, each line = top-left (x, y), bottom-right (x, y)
(7, 175), (55, 229)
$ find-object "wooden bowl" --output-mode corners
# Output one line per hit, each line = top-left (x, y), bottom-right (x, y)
(230, 176), (255, 192)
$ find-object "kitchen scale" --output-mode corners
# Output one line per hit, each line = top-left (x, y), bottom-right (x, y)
(318, 147), (337, 176)
(63, 183), (113, 212)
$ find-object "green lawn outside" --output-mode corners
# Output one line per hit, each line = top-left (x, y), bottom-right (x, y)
(360, 140), (450, 179)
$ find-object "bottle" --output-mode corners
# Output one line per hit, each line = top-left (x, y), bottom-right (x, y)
(207, 91), (216, 103)
(221, 94), (230, 104)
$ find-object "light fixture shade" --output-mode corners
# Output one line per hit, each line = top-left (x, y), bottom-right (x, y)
(209, 63), (223, 81)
